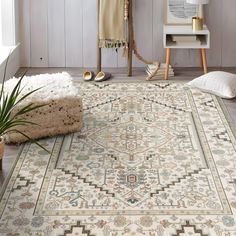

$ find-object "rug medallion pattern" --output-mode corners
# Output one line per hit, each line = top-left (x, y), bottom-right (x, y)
(0, 82), (236, 235)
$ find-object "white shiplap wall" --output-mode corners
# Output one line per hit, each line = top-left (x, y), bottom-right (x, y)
(19, 0), (236, 68)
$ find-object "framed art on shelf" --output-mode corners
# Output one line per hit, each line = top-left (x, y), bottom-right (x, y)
(165, 0), (199, 25)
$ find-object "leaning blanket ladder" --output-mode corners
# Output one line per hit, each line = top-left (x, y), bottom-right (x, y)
(97, 0), (134, 76)
(97, 0), (160, 79)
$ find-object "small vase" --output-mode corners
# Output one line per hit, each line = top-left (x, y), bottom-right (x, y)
(0, 137), (4, 170)
(192, 17), (203, 31)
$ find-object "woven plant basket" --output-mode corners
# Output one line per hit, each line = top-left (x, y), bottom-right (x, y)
(0, 137), (4, 170)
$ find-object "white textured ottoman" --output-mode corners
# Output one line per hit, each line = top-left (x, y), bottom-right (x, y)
(4, 72), (83, 143)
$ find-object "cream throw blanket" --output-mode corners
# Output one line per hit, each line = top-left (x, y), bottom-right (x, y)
(99, 0), (127, 48)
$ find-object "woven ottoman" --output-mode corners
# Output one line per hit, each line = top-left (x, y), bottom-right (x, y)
(4, 72), (83, 143)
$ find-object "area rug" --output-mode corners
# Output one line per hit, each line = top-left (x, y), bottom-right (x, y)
(0, 82), (236, 236)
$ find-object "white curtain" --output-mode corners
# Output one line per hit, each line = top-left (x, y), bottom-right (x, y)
(0, 0), (2, 46)
(1, 0), (17, 46)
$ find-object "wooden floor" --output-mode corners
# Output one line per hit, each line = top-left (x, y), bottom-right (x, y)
(1, 67), (236, 189)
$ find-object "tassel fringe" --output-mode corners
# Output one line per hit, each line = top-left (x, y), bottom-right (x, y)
(99, 39), (128, 49)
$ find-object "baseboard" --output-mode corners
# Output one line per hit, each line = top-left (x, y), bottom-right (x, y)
(0, 44), (20, 83)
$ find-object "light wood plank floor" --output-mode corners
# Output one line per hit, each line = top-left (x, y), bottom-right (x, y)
(1, 67), (236, 189)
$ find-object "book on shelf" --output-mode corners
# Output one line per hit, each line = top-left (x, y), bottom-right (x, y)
(170, 35), (202, 46)
(171, 35), (198, 42)
(175, 40), (201, 46)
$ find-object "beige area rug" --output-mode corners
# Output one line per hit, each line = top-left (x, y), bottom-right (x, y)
(0, 82), (236, 235)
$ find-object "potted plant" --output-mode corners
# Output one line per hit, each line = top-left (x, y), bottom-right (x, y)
(0, 56), (48, 169)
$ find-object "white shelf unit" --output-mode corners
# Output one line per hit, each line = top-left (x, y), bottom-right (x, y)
(163, 25), (210, 49)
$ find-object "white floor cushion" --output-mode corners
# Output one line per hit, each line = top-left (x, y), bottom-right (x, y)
(3, 72), (83, 143)
(185, 71), (236, 99)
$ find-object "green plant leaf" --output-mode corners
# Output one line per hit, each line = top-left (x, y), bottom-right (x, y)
(10, 103), (46, 120)
(5, 129), (51, 154)
(0, 119), (38, 136)
(14, 87), (43, 107)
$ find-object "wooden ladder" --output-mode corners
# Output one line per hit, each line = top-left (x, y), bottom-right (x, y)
(97, 0), (134, 76)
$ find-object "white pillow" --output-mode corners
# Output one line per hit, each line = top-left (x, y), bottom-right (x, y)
(186, 71), (236, 99)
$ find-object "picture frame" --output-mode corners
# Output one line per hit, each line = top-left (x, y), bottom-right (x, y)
(165, 0), (199, 25)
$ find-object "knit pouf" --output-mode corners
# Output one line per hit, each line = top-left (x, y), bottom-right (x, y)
(3, 72), (83, 143)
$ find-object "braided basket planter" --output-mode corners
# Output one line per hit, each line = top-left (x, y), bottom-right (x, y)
(0, 137), (4, 170)
(3, 72), (83, 144)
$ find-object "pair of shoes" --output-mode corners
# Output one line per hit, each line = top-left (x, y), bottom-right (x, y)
(83, 71), (111, 82)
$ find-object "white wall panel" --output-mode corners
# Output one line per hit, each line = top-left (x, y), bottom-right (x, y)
(30, 0), (48, 67)
(82, 0), (97, 68)
(201, 1), (222, 67)
(133, 0), (153, 67)
(19, 0), (30, 67)
(65, 0), (83, 67)
(19, 0), (236, 68)
(153, 0), (165, 63)
(48, 0), (65, 67)
(222, 0), (236, 67)
(117, 49), (128, 68)
(101, 48), (118, 68)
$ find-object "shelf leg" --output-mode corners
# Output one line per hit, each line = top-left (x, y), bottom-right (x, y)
(165, 48), (171, 80)
(97, 47), (101, 74)
(97, 0), (101, 73)
(200, 49), (204, 69)
(201, 48), (208, 74)
(128, 0), (133, 77)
